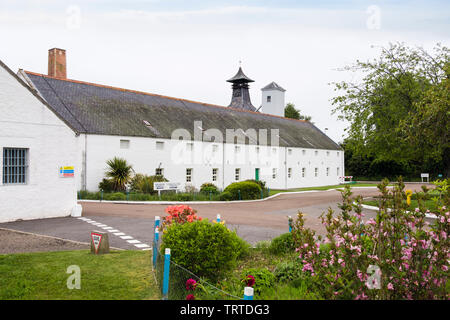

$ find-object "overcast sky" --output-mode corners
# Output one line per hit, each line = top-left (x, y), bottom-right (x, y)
(1, 0), (449, 143)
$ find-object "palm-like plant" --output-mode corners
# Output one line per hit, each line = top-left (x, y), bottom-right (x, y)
(105, 157), (133, 192)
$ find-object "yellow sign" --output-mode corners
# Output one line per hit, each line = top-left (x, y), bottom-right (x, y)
(60, 166), (75, 178)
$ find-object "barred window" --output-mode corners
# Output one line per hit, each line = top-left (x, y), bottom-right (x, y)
(3, 148), (28, 184)
(235, 168), (240, 181)
(212, 168), (218, 182)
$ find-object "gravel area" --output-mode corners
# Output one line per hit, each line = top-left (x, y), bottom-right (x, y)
(0, 228), (89, 254)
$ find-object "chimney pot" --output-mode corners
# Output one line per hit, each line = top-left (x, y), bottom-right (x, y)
(48, 48), (67, 79)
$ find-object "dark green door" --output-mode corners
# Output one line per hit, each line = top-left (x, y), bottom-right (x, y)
(255, 168), (260, 181)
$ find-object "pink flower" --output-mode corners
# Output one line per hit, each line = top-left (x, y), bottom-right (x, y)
(387, 283), (394, 290)
(244, 275), (255, 287)
(186, 294), (195, 300)
(186, 278), (197, 291)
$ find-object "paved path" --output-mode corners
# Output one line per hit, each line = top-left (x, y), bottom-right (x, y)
(0, 184), (430, 249)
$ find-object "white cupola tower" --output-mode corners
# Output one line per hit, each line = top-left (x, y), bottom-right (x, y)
(261, 81), (286, 117)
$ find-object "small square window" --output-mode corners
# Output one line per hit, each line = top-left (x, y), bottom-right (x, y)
(120, 140), (130, 149)
(267, 96), (271, 103)
(156, 141), (164, 150)
(3, 148), (28, 184)
(155, 168), (164, 176)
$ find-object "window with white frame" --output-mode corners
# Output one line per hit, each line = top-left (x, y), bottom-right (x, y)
(314, 167), (319, 177)
(302, 150), (306, 155)
(155, 168), (164, 176)
(288, 168), (292, 178)
(156, 141), (164, 150)
(326, 167), (330, 176)
(302, 167), (306, 178)
(288, 149), (292, 155)
(267, 96), (271, 103)
(315, 150), (318, 156)
(2, 148), (28, 184)
(120, 139), (130, 149)
(186, 168), (193, 182)
(272, 168), (277, 179)
(212, 168), (218, 182)
(235, 168), (240, 181)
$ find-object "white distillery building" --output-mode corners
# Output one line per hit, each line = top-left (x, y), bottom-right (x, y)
(16, 48), (344, 192)
(0, 59), (79, 223)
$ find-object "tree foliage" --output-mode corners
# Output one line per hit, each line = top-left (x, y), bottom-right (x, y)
(284, 103), (312, 121)
(331, 43), (449, 177)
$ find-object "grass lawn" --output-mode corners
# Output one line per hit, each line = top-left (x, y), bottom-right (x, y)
(0, 250), (160, 300)
(362, 199), (439, 213)
(269, 183), (381, 196)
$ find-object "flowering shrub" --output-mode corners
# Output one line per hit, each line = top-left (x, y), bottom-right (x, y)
(292, 178), (449, 300)
(161, 205), (202, 230)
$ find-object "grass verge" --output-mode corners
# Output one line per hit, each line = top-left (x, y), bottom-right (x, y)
(0, 250), (160, 300)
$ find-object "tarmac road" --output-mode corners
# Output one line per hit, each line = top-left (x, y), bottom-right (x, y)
(0, 184), (430, 250)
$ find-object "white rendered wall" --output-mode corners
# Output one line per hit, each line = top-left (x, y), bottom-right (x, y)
(262, 89), (285, 117)
(81, 134), (344, 192)
(0, 66), (78, 223)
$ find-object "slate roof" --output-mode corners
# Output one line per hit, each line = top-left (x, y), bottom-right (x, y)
(262, 81), (286, 92)
(227, 67), (255, 83)
(23, 71), (341, 150)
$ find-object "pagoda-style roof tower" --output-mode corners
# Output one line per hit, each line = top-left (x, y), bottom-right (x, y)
(227, 67), (256, 112)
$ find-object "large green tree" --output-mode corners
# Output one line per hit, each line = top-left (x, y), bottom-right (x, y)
(331, 43), (449, 177)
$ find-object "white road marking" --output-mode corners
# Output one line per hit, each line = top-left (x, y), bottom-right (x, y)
(127, 240), (141, 244)
(77, 217), (152, 250)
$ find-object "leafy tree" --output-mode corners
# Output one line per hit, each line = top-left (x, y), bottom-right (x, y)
(331, 43), (449, 177)
(105, 157), (133, 192)
(284, 103), (312, 121)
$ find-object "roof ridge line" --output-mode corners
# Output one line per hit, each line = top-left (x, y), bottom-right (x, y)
(23, 70), (308, 124)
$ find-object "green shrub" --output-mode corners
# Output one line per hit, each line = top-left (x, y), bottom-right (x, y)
(241, 268), (275, 294)
(219, 191), (233, 201)
(200, 183), (219, 195)
(223, 181), (262, 200)
(273, 261), (303, 283)
(245, 179), (269, 197)
(269, 232), (296, 255)
(98, 178), (115, 192)
(104, 192), (127, 201)
(130, 174), (168, 194)
(161, 220), (249, 281)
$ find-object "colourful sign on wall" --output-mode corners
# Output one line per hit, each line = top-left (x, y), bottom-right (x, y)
(60, 166), (74, 178)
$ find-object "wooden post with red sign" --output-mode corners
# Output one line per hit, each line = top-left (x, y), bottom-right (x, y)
(90, 231), (110, 254)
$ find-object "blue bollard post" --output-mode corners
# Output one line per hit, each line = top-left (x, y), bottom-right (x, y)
(154, 216), (160, 230)
(243, 287), (254, 300)
(162, 248), (171, 299)
(288, 216), (292, 232)
(217, 214), (221, 223)
(152, 227), (159, 268)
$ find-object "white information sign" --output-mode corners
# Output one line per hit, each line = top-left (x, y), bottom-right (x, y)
(153, 182), (180, 195)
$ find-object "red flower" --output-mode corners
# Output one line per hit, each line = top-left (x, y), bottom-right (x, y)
(186, 294), (195, 300)
(186, 278), (197, 290)
(245, 275), (255, 287)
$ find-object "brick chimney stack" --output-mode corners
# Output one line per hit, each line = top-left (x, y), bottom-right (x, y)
(48, 48), (67, 79)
